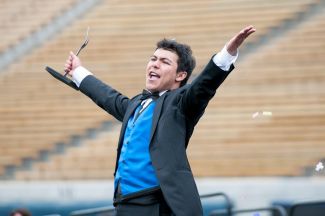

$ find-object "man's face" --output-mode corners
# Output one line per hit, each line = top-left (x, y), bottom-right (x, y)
(145, 48), (186, 92)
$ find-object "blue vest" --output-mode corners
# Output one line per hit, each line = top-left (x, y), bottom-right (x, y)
(114, 101), (159, 196)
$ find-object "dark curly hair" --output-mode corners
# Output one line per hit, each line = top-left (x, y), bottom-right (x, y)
(156, 39), (196, 87)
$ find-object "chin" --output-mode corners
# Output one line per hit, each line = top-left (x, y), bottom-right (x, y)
(147, 87), (158, 92)
(146, 84), (158, 92)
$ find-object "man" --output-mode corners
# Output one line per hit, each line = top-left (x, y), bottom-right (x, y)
(64, 26), (255, 216)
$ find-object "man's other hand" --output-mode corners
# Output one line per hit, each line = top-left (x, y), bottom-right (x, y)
(64, 51), (82, 76)
(227, 25), (256, 56)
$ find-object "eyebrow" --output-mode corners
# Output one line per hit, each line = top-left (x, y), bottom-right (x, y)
(151, 55), (173, 64)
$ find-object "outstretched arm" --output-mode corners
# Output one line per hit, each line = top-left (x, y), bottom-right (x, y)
(181, 25), (256, 121)
(64, 52), (130, 122)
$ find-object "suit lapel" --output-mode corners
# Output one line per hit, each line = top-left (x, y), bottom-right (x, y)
(149, 92), (168, 144)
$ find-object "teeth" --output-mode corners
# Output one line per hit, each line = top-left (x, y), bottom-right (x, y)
(149, 72), (159, 78)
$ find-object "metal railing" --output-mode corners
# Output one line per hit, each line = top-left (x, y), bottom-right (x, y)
(69, 192), (232, 216)
(209, 205), (288, 216)
(69, 192), (288, 216)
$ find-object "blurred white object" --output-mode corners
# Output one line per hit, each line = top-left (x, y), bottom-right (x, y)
(315, 162), (324, 172)
(252, 111), (272, 119)
(262, 111), (272, 116)
(252, 112), (259, 118)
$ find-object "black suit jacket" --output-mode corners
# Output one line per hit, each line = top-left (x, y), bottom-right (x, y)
(79, 57), (234, 216)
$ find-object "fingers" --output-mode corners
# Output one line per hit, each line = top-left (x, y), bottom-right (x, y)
(226, 25), (256, 55)
(64, 51), (76, 74)
(69, 51), (76, 59)
(235, 26), (255, 46)
(64, 62), (72, 73)
(241, 25), (256, 38)
(64, 60), (72, 72)
(244, 25), (254, 32)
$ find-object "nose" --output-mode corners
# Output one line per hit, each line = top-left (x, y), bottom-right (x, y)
(152, 60), (160, 69)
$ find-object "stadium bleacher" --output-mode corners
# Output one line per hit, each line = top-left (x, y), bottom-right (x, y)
(0, 0), (325, 215)
(1, 0), (323, 180)
(0, 0), (78, 53)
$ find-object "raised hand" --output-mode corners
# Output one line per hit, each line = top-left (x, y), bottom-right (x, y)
(227, 25), (256, 56)
(64, 51), (82, 76)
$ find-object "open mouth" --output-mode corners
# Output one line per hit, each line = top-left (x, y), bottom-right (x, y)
(149, 71), (160, 80)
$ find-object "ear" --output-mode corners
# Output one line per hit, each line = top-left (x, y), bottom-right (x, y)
(175, 71), (187, 82)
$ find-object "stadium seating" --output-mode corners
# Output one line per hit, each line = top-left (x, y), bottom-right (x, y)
(0, 0), (324, 179)
(0, 0), (78, 52)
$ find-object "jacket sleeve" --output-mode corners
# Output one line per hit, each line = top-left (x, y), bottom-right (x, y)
(180, 57), (234, 124)
(79, 75), (130, 122)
